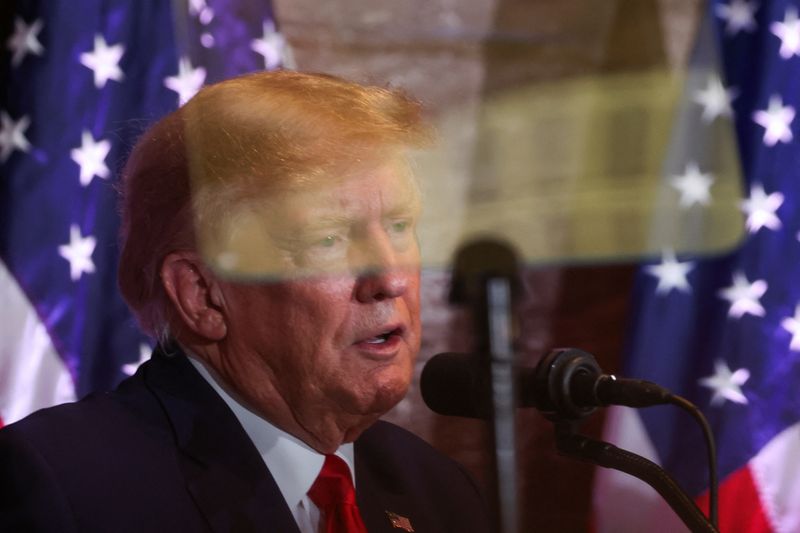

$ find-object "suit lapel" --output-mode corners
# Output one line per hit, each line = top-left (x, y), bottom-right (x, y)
(144, 345), (300, 533)
(355, 427), (423, 533)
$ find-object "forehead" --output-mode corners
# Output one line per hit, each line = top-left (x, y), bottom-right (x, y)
(269, 159), (421, 224)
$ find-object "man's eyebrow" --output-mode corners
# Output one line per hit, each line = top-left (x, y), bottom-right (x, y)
(385, 201), (422, 219)
(303, 201), (421, 227)
(304, 213), (355, 228)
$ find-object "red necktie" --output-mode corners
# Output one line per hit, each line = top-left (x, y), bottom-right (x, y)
(308, 454), (368, 533)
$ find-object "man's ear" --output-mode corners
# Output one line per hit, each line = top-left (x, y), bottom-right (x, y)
(160, 252), (227, 341)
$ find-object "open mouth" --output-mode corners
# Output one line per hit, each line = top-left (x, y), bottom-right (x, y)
(362, 327), (402, 344)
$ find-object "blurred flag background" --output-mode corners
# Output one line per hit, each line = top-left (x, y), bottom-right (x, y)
(0, 0), (286, 427)
(595, 1), (800, 532)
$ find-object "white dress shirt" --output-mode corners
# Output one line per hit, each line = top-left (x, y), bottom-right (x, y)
(187, 356), (355, 533)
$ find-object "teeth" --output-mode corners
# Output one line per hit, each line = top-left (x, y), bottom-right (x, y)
(365, 332), (391, 344)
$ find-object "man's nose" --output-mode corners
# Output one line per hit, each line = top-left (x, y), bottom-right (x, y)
(354, 268), (412, 302)
(351, 235), (416, 302)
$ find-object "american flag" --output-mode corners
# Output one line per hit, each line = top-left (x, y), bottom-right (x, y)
(595, 1), (800, 531)
(0, 0), (286, 428)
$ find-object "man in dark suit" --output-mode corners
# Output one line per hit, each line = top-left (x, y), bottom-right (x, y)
(0, 71), (492, 532)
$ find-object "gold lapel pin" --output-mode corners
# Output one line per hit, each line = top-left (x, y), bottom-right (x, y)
(385, 510), (414, 532)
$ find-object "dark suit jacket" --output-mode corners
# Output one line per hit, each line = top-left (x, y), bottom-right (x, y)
(0, 346), (492, 532)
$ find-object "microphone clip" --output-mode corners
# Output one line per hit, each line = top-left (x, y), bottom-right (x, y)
(532, 348), (602, 421)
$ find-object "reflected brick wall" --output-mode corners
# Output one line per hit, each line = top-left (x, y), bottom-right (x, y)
(272, 0), (697, 529)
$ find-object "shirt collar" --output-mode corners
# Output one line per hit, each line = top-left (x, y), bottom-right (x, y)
(186, 354), (355, 509)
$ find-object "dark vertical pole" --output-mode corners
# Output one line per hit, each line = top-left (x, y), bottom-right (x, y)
(486, 276), (518, 533)
(450, 239), (521, 533)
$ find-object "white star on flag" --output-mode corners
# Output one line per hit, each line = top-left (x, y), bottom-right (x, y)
(70, 130), (111, 186)
(189, 0), (214, 24)
(644, 249), (695, 295)
(752, 94), (795, 146)
(781, 306), (800, 351)
(122, 343), (152, 376)
(0, 111), (32, 163)
(670, 162), (714, 207)
(251, 20), (285, 70)
(6, 17), (45, 67)
(699, 359), (750, 406)
(771, 6), (800, 59)
(718, 271), (767, 319)
(58, 225), (97, 281)
(79, 34), (125, 89)
(693, 74), (737, 123)
(189, 0), (208, 16)
(164, 57), (206, 106)
(715, 0), (758, 36)
(740, 183), (784, 233)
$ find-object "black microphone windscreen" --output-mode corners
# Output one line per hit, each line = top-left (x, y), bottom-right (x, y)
(420, 353), (489, 419)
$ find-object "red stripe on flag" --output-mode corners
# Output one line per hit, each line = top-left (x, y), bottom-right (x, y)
(696, 465), (773, 533)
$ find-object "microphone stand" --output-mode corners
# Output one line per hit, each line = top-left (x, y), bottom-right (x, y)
(450, 239), (522, 533)
(533, 348), (718, 531)
(552, 421), (719, 533)
(445, 241), (717, 532)
(484, 275), (519, 533)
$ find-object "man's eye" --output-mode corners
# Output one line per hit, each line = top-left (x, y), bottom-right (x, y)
(390, 220), (409, 233)
(317, 234), (339, 248)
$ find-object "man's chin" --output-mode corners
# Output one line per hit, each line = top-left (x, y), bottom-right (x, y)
(344, 374), (411, 417)
(338, 386), (407, 443)
(367, 384), (408, 414)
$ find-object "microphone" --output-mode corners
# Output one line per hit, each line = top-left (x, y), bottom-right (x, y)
(421, 348), (673, 420)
